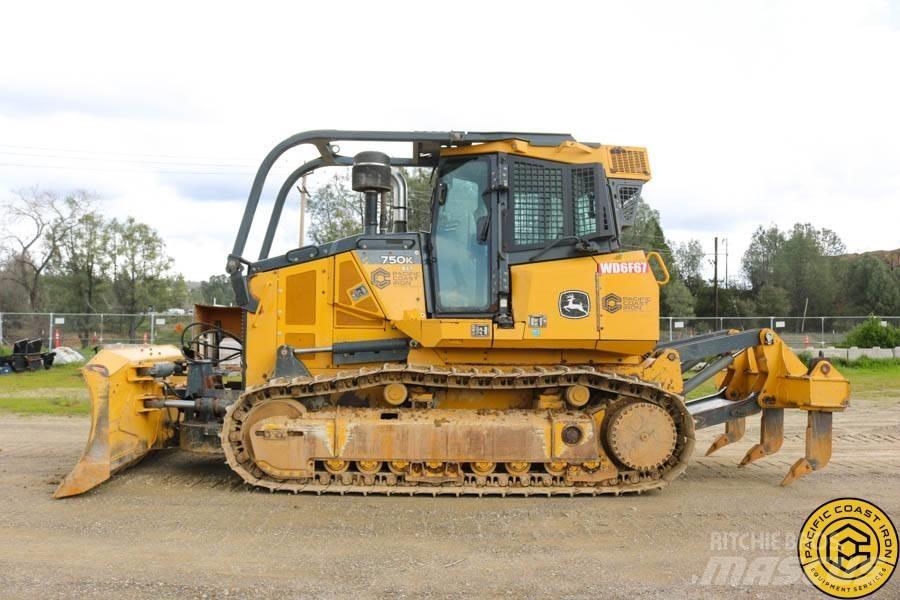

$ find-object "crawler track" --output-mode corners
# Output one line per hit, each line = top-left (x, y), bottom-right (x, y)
(221, 364), (696, 496)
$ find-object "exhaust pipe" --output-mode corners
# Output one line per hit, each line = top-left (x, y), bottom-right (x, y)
(390, 168), (408, 233)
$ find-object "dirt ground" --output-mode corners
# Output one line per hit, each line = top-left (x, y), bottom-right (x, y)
(1, 398), (898, 599)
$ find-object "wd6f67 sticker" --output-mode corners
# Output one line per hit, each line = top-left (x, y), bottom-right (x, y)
(597, 261), (649, 275)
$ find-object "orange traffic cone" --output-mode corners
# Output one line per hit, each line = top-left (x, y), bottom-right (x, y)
(803, 335), (810, 348)
(54, 328), (61, 348)
(143, 332), (149, 344)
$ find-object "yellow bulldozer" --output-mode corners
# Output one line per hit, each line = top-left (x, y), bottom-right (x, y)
(55, 131), (850, 498)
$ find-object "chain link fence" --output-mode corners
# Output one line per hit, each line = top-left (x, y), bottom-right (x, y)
(659, 316), (900, 348)
(1, 312), (897, 352)
(0, 312), (196, 352)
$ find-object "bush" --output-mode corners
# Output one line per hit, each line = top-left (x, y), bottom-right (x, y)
(795, 350), (814, 364)
(0, 345), (11, 357)
(845, 318), (900, 348)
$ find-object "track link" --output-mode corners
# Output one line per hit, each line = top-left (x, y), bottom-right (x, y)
(221, 364), (696, 496)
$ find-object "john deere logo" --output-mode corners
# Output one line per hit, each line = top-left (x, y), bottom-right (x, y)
(602, 293), (622, 313)
(371, 268), (391, 289)
(798, 497), (896, 598)
(558, 291), (590, 319)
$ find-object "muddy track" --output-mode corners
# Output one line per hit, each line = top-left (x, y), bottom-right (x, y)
(222, 364), (695, 496)
(1, 397), (898, 599)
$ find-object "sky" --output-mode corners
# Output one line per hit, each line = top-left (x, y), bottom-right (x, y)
(1, 0), (898, 282)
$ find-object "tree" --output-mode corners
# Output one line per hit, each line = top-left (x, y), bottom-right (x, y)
(729, 295), (757, 318)
(673, 239), (705, 294)
(0, 257), (30, 312)
(401, 167), (435, 232)
(741, 225), (785, 292)
(755, 283), (791, 316)
(620, 199), (669, 255)
(199, 274), (236, 306)
(307, 173), (363, 244)
(845, 255), (900, 314)
(661, 278), (695, 316)
(109, 217), (177, 339)
(771, 224), (842, 315)
(0, 187), (92, 310)
(46, 194), (112, 346)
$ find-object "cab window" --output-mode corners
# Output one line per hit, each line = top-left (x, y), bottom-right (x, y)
(431, 158), (490, 312)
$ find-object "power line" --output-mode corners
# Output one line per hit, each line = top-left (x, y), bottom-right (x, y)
(0, 142), (258, 163)
(0, 161), (293, 176)
(0, 149), (256, 168)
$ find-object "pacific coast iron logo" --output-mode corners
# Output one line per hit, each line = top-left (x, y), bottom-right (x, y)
(602, 293), (651, 314)
(370, 268), (391, 289)
(558, 290), (590, 319)
(602, 293), (623, 313)
(798, 497), (896, 598)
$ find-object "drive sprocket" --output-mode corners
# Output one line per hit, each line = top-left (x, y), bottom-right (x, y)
(605, 401), (678, 471)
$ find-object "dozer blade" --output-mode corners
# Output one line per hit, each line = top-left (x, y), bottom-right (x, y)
(55, 345), (181, 498)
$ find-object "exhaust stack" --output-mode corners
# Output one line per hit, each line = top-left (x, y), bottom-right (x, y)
(390, 168), (408, 233)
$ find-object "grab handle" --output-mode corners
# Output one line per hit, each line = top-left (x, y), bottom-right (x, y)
(646, 251), (670, 286)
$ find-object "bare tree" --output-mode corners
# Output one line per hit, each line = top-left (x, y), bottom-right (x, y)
(0, 187), (93, 310)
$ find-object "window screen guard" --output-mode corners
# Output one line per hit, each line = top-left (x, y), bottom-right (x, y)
(506, 157), (614, 250)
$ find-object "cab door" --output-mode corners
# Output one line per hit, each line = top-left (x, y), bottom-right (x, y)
(429, 156), (496, 316)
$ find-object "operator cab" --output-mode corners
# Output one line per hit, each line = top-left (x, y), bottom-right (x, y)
(430, 151), (641, 317)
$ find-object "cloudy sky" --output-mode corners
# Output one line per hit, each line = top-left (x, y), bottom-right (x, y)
(1, 0), (898, 282)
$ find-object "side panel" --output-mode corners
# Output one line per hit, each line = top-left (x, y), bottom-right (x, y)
(353, 249), (426, 321)
(283, 258), (334, 370)
(509, 256), (600, 349)
(247, 251), (419, 385)
(246, 270), (282, 385)
(594, 251), (660, 345)
(246, 258), (335, 385)
(333, 253), (384, 332)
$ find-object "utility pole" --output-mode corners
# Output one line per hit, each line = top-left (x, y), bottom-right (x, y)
(724, 237), (728, 289)
(713, 236), (719, 319)
(297, 174), (309, 246)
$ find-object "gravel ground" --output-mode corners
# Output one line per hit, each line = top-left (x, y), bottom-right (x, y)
(1, 398), (898, 599)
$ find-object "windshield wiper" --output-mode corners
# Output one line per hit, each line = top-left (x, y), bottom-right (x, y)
(528, 234), (602, 262)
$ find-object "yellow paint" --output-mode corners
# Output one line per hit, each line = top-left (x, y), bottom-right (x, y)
(441, 139), (651, 181)
(594, 251), (660, 347)
(510, 256), (599, 349)
(54, 345), (181, 498)
(246, 269), (281, 385)
(352, 249), (426, 321)
(718, 330), (850, 411)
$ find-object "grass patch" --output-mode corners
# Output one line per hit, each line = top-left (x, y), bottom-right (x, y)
(0, 394), (90, 415)
(0, 363), (85, 392)
(0, 363), (89, 415)
(835, 358), (900, 399)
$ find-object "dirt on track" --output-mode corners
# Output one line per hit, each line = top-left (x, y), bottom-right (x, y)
(1, 398), (899, 599)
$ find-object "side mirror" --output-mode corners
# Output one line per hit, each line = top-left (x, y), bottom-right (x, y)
(435, 181), (448, 205)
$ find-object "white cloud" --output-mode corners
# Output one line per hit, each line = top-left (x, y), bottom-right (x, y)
(1, 0), (898, 281)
